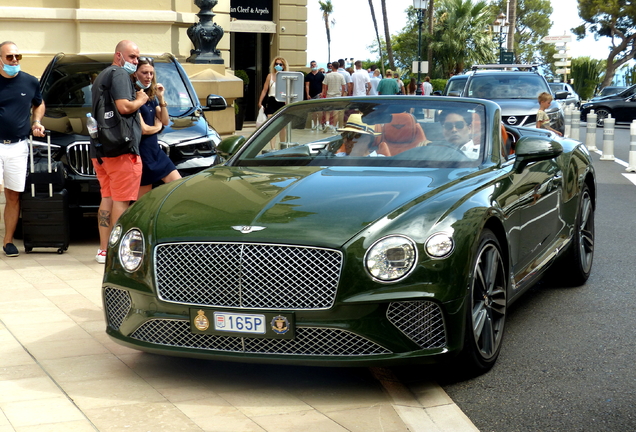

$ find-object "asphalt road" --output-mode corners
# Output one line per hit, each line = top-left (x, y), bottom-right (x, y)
(405, 124), (636, 432)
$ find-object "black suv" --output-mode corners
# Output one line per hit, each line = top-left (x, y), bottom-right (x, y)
(445, 65), (566, 134)
(35, 53), (227, 217)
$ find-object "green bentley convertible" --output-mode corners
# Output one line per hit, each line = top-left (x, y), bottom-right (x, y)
(102, 96), (595, 374)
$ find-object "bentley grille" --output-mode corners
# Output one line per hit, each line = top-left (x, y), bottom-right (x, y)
(67, 142), (95, 176)
(155, 243), (343, 310)
(387, 301), (446, 349)
(130, 319), (391, 356)
(104, 287), (132, 330)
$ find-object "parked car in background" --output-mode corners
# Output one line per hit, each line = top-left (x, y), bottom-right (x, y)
(102, 95), (596, 376)
(590, 85), (628, 101)
(35, 53), (227, 219)
(580, 84), (636, 126)
(549, 82), (580, 108)
(457, 65), (567, 133)
(441, 74), (469, 96)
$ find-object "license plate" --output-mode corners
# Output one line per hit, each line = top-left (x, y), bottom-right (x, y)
(190, 309), (295, 339)
(213, 312), (266, 334)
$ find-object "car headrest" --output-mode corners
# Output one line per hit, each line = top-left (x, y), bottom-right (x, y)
(383, 113), (424, 144)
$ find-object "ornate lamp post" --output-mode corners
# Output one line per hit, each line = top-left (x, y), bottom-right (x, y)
(491, 12), (509, 64)
(413, 0), (426, 95)
(187, 0), (224, 64)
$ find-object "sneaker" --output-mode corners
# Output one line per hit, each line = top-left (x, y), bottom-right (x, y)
(3, 243), (19, 257)
(95, 249), (107, 264)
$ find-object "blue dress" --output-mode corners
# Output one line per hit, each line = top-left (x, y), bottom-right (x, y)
(139, 98), (176, 186)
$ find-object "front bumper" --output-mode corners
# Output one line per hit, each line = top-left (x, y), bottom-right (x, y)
(102, 284), (466, 367)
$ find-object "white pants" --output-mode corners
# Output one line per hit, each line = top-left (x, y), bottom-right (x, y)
(0, 140), (28, 192)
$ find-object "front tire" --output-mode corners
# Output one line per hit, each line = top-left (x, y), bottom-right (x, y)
(460, 229), (507, 374)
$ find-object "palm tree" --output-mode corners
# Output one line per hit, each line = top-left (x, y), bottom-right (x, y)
(368, 0), (386, 74)
(380, 0), (395, 69)
(318, 0), (335, 62)
(431, 0), (495, 76)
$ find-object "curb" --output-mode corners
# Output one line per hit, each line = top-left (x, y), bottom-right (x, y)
(370, 368), (478, 432)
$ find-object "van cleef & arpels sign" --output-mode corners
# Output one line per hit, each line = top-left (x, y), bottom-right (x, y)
(230, 0), (272, 21)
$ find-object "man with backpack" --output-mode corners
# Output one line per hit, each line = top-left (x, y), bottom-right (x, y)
(90, 40), (148, 263)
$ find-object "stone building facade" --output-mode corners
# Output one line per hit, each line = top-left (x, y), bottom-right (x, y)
(0, 0), (308, 134)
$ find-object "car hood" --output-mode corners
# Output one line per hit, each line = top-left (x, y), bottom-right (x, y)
(152, 165), (464, 248)
(42, 107), (210, 145)
(488, 99), (541, 115)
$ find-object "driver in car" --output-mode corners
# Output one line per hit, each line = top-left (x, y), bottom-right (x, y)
(335, 114), (388, 157)
(439, 109), (480, 160)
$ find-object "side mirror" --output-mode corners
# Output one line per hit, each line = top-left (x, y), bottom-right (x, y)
(433, 90), (442, 96)
(217, 135), (246, 158)
(447, 91), (461, 97)
(203, 94), (227, 111)
(554, 91), (569, 100)
(513, 136), (563, 173)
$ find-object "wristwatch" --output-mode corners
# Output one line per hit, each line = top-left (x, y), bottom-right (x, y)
(159, 101), (168, 108)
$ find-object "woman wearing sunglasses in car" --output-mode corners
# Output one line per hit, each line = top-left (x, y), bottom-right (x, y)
(133, 57), (181, 198)
(335, 114), (388, 157)
(258, 57), (289, 148)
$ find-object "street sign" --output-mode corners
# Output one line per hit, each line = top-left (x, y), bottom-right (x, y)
(412, 61), (429, 73)
(556, 68), (571, 75)
(542, 35), (573, 43)
(555, 61), (571, 67)
(500, 51), (514, 64)
(553, 52), (571, 59)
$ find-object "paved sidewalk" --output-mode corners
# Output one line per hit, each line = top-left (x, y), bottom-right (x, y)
(0, 135), (477, 432)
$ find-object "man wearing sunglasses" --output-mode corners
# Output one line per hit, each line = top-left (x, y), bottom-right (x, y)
(90, 40), (148, 263)
(0, 41), (45, 257)
(439, 109), (480, 160)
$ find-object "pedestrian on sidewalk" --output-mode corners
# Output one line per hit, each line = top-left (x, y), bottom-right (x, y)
(91, 40), (147, 263)
(134, 57), (181, 200)
(0, 41), (46, 257)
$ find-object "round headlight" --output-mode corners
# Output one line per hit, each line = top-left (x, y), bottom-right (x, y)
(425, 233), (454, 258)
(365, 235), (417, 282)
(119, 229), (144, 272)
(109, 224), (122, 247)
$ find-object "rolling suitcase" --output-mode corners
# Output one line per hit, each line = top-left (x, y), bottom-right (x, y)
(21, 131), (70, 254)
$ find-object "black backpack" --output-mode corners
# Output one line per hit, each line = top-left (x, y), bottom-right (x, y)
(92, 67), (140, 159)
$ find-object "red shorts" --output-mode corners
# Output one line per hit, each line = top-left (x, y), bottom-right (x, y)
(92, 154), (142, 202)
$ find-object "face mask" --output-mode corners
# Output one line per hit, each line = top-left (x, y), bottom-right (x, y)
(274, 65), (283, 72)
(136, 80), (150, 90)
(1, 59), (20, 76)
(311, 67), (318, 71)
(123, 61), (137, 74)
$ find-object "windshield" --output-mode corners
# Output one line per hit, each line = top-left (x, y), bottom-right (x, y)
(466, 74), (549, 100)
(232, 98), (490, 169)
(41, 60), (195, 116)
(549, 83), (565, 92)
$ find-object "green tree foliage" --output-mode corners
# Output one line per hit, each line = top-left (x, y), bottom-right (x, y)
(380, 0), (495, 77)
(621, 64), (636, 86)
(572, 0), (636, 88)
(491, 0), (556, 68)
(432, 0), (495, 76)
(571, 57), (606, 99)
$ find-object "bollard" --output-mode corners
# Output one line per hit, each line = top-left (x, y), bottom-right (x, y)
(626, 120), (636, 172)
(564, 104), (572, 138)
(571, 107), (580, 141)
(600, 114), (615, 161)
(585, 110), (597, 151)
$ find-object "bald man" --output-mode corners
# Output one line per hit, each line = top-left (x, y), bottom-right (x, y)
(90, 40), (148, 263)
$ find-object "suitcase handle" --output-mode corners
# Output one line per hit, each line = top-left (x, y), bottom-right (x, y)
(29, 130), (53, 198)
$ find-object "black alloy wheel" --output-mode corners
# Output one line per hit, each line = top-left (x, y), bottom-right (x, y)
(462, 229), (507, 374)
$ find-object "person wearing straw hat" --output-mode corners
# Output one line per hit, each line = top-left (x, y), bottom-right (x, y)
(335, 114), (389, 157)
